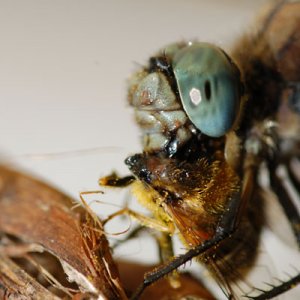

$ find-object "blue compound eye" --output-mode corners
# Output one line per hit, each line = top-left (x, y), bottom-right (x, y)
(172, 42), (241, 137)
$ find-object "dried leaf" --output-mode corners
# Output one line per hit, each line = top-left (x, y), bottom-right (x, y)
(0, 165), (127, 300)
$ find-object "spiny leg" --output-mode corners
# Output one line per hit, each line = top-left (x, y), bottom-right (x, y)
(130, 230), (233, 300)
(247, 273), (300, 300)
(285, 79), (300, 192)
(269, 162), (300, 247)
(287, 157), (300, 196)
(248, 162), (300, 299)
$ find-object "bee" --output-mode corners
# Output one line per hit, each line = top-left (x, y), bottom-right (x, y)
(100, 1), (300, 299)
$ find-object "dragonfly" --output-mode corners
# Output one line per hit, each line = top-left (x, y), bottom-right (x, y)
(99, 0), (300, 299)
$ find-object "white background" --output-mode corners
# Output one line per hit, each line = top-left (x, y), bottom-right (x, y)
(0, 0), (299, 299)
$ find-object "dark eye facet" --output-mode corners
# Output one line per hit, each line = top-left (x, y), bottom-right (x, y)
(172, 42), (241, 137)
(204, 80), (211, 100)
